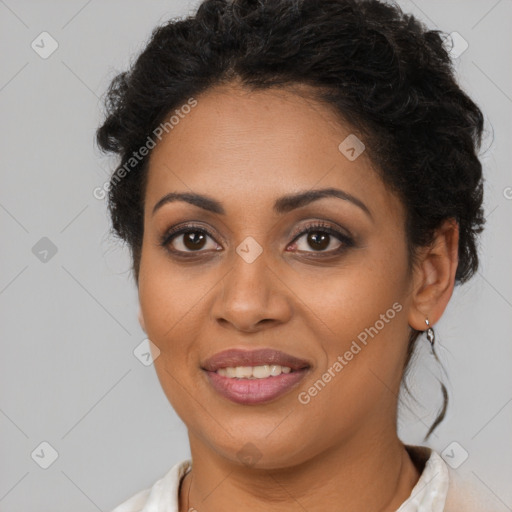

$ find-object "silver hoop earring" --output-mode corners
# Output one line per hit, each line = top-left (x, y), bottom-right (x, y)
(425, 318), (435, 349)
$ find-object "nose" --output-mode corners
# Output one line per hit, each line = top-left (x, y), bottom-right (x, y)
(210, 248), (293, 333)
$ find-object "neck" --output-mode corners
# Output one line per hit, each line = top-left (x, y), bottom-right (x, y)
(179, 431), (421, 512)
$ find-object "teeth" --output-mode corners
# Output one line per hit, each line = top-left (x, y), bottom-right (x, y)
(216, 365), (293, 379)
(235, 366), (253, 378)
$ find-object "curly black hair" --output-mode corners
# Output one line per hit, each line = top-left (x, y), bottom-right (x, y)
(96, 0), (486, 438)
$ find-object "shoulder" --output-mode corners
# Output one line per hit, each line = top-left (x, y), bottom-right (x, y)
(109, 459), (192, 512)
(444, 464), (504, 512)
(405, 444), (503, 512)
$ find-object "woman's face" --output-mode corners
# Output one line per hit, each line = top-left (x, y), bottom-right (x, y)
(138, 83), (418, 468)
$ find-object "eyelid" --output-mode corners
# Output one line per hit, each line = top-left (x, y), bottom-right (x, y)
(288, 219), (354, 243)
(160, 219), (354, 257)
(159, 222), (221, 249)
(287, 221), (355, 255)
(160, 221), (349, 245)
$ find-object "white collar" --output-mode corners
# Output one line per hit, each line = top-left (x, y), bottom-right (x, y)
(397, 445), (450, 511)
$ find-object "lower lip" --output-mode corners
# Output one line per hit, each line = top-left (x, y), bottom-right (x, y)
(204, 369), (308, 405)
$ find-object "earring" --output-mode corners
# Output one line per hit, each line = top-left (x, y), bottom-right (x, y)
(425, 318), (435, 349)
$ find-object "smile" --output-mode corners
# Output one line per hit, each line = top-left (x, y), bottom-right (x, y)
(204, 366), (309, 405)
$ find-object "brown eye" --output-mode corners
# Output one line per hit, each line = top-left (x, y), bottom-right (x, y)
(290, 222), (354, 254)
(161, 225), (219, 254)
(305, 232), (331, 251)
(181, 231), (207, 251)
(295, 230), (341, 252)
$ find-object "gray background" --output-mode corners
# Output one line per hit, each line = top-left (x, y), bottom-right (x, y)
(1, 0), (511, 510)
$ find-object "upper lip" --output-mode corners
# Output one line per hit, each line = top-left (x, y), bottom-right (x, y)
(201, 348), (311, 372)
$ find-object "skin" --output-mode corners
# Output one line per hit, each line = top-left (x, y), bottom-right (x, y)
(137, 82), (459, 512)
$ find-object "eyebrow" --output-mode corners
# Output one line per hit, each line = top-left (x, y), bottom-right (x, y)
(152, 187), (372, 220)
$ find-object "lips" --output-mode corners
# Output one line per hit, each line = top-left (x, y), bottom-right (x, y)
(201, 348), (311, 372)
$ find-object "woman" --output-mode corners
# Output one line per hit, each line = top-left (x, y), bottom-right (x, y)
(97, 0), (495, 510)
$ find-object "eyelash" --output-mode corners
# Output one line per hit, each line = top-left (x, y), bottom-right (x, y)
(159, 221), (354, 258)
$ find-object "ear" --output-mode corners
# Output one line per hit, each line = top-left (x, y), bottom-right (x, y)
(138, 308), (147, 333)
(408, 218), (459, 330)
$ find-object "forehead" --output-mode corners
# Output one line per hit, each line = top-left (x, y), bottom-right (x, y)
(145, 83), (403, 222)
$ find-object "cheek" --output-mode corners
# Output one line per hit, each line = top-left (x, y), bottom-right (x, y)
(137, 259), (203, 418)
(138, 249), (192, 355)
(295, 277), (408, 440)
(299, 236), (410, 396)
(138, 239), (201, 330)
(302, 246), (407, 342)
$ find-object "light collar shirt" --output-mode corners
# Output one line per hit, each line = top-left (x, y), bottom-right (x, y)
(110, 445), (496, 512)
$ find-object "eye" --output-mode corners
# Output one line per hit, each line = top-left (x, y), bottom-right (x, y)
(160, 224), (220, 254)
(160, 220), (354, 258)
(289, 221), (354, 254)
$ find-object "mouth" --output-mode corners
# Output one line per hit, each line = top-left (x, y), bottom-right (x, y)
(201, 348), (311, 405)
